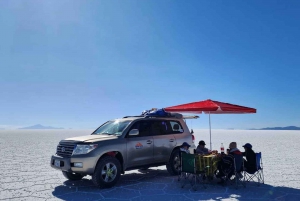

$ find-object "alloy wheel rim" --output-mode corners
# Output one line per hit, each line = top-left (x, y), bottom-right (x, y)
(174, 154), (180, 171)
(101, 162), (117, 182)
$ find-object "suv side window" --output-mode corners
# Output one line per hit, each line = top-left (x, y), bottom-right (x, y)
(151, 120), (169, 135)
(127, 120), (152, 137)
(169, 121), (184, 133)
(152, 120), (183, 135)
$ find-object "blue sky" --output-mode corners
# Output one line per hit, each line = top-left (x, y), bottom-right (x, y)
(0, 0), (299, 129)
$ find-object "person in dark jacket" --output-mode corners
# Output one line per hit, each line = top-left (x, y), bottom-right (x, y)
(195, 140), (210, 155)
(215, 142), (243, 184)
(242, 143), (257, 173)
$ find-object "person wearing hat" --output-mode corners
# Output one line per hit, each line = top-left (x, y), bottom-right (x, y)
(196, 140), (210, 155)
(180, 142), (191, 154)
(242, 143), (256, 173)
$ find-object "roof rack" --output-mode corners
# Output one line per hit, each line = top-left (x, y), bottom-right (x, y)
(123, 116), (144, 118)
(145, 113), (183, 119)
(144, 115), (172, 118)
(183, 115), (200, 119)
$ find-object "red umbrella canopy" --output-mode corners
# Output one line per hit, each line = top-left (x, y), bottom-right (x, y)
(164, 99), (256, 114)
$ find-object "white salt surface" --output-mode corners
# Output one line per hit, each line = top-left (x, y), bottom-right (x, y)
(0, 129), (300, 201)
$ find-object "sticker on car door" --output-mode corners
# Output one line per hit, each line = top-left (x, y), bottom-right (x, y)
(135, 142), (143, 149)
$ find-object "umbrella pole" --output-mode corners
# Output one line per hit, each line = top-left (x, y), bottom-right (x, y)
(209, 112), (212, 150)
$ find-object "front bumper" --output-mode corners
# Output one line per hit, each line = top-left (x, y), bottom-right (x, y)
(50, 154), (97, 174)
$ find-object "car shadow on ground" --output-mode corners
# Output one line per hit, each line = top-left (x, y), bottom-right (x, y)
(52, 169), (300, 201)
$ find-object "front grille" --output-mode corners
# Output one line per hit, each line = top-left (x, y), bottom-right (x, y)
(56, 142), (76, 157)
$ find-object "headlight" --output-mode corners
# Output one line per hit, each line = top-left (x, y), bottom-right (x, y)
(72, 144), (98, 155)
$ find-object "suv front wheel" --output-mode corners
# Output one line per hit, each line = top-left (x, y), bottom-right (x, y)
(166, 149), (180, 175)
(92, 156), (121, 188)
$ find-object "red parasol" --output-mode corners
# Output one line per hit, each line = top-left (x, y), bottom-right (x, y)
(164, 99), (256, 149)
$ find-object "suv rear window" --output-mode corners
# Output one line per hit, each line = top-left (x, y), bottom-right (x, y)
(169, 121), (184, 134)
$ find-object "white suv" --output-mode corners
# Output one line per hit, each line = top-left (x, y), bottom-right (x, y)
(51, 112), (196, 188)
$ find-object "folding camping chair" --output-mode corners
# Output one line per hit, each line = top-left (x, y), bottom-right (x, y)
(178, 150), (184, 181)
(195, 154), (210, 188)
(177, 149), (196, 181)
(232, 154), (246, 188)
(243, 152), (264, 185)
(178, 152), (207, 190)
(222, 154), (245, 188)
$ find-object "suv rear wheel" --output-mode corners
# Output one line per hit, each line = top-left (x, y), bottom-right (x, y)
(62, 171), (84, 181)
(166, 149), (180, 175)
(92, 156), (121, 188)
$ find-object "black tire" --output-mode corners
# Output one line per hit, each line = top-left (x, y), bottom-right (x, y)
(62, 171), (84, 181)
(166, 149), (180, 176)
(92, 156), (121, 188)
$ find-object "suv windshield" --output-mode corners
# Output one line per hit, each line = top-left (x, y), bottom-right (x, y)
(92, 120), (132, 135)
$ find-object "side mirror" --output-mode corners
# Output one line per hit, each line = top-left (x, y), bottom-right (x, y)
(129, 129), (139, 136)
(191, 129), (194, 134)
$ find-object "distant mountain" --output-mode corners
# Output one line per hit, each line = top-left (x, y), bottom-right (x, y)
(252, 126), (300, 130)
(19, 124), (64, 129)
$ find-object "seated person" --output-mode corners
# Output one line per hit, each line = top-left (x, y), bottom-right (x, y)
(196, 140), (210, 155)
(229, 142), (242, 156)
(215, 142), (243, 184)
(242, 143), (257, 173)
(180, 142), (191, 154)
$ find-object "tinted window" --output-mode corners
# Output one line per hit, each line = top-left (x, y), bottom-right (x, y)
(151, 121), (166, 135)
(127, 120), (184, 137)
(169, 121), (184, 133)
(128, 120), (152, 137)
(152, 120), (183, 135)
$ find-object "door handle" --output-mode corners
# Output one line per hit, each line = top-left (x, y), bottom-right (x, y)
(146, 140), (152, 144)
(169, 139), (174, 142)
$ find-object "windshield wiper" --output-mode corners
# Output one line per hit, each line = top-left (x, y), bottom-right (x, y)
(92, 132), (119, 135)
(101, 133), (117, 135)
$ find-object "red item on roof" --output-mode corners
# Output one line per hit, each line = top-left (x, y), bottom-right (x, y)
(164, 99), (256, 114)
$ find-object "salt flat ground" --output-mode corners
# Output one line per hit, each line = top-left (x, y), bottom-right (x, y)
(1, 129), (300, 201)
